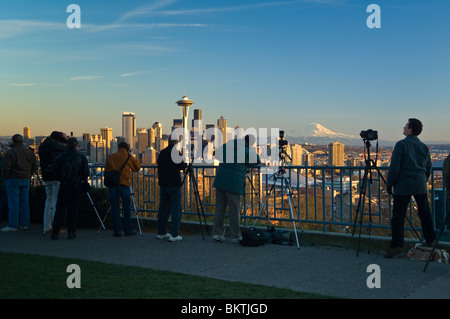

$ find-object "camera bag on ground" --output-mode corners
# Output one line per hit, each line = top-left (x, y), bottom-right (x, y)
(408, 243), (449, 263)
(104, 154), (130, 188)
(239, 227), (266, 247)
(265, 226), (292, 245)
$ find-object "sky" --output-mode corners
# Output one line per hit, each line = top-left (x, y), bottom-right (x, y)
(0, 0), (449, 143)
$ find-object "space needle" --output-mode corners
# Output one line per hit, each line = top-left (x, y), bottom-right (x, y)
(176, 95), (194, 162)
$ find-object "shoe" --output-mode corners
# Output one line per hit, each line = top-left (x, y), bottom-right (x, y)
(157, 233), (170, 239)
(168, 235), (183, 242)
(384, 247), (402, 258)
(68, 232), (76, 239)
(125, 231), (137, 236)
(1, 226), (19, 232)
(113, 233), (122, 237)
(230, 236), (243, 243)
(43, 229), (52, 236)
(212, 235), (225, 242)
(60, 229), (67, 235)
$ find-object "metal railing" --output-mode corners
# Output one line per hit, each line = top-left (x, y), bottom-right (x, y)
(87, 164), (449, 239)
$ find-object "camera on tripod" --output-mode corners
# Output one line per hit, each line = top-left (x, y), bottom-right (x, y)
(360, 129), (378, 141)
(279, 130), (289, 159)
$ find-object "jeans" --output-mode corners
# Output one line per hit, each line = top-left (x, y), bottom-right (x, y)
(43, 181), (60, 232)
(0, 186), (7, 220)
(390, 194), (436, 248)
(109, 185), (133, 234)
(157, 186), (182, 237)
(5, 178), (30, 229)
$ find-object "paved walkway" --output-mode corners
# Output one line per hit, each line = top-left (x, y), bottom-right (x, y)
(1, 223), (450, 299)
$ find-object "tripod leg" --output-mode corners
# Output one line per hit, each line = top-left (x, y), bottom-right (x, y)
(424, 205), (450, 272)
(253, 173), (277, 227)
(130, 187), (142, 236)
(97, 206), (110, 234)
(285, 180), (300, 249)
(190, 174), (205, 240)
(86, 192), (106, 231)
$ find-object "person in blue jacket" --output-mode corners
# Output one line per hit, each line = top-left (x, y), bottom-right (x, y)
(385, 118), (436, 258)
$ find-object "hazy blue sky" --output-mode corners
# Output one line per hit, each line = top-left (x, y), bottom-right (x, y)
(1, 0), (449, 142)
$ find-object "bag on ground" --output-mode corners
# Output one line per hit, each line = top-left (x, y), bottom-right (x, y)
(240, 227), (266, 247)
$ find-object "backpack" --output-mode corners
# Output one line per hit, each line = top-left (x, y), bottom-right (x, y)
(60, 157), (81, 188)
(408, 243), (450, 263)
(239, 227), (266, 247)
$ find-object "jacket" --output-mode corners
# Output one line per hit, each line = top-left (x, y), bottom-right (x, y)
(38, 137), (67, 181)
(386, 135), (431, 195)
(1, 142), (38, 180)
(443, 155), (450, 200)
(52, 149), (89, 190)
(213, 139), (261, 195)
(157, 144), (187, 187)
(0, 153), (5, 188)
(105, 148), (141, 187)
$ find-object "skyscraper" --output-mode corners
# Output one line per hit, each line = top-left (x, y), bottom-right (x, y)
(329, 142), (345, 166)
(122, 112), (136, 147)
(100, 127), (113, 156)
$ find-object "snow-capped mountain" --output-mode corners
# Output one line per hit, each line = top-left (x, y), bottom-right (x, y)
(302, 122), (356, 139)
(287, 123), (363, 146)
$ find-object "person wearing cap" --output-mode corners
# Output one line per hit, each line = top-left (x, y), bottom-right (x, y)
(105, 141), (141, 237)
(1, 134), (38, 232)
(50, 137), (89, 240)
(38, 131), (68, 235)
(156, 137), (187, 242)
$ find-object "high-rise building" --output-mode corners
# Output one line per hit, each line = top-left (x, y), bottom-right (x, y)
(100, 127), (113, 156)
(23, 126), (31, 140)
(291, 144), (304, 166)
(217, 116), (227, 145)
(122, 112), (136, 147)
(329, 142), (345, 166)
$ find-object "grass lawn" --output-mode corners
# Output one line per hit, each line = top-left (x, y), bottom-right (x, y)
(0, 251), (334, 299)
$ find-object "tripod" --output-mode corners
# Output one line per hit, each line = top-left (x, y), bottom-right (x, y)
(256, 160), (302, 249)
(424, 204), (450, 272)
(181, 163), (209, 240)
(86, 191), (106, 231)
(97, 186), (143, 236)
(352, 139), (421, 256)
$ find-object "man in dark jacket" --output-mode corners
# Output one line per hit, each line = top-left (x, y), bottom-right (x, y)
(38, 131), (67, 235)
(156, 138), (187, 242)
(212, 135), (261, 242)
(1, 134), (38, 232)
(385, 118), (436, 258)
(51, 138), (89, 240)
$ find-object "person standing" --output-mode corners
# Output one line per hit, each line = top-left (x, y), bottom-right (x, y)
(105, 142), (141, 237)
(156, 138), (187, 242)
(212, 135), (261, 243)
(51, 138), (89, 240)
(38, 131), (67, 235)
(385, 118), (436, 258)
(0, 151), (8, 223)
(1, 134), (38, 232)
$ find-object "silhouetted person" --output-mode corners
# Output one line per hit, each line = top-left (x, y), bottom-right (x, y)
(51, 138), (89, 240)
(38, 131), (67, 235)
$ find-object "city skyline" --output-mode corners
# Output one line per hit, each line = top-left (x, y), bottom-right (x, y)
(1, 1), (449, 142)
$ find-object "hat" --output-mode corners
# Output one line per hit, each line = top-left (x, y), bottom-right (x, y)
(67, 137), (78, 146)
